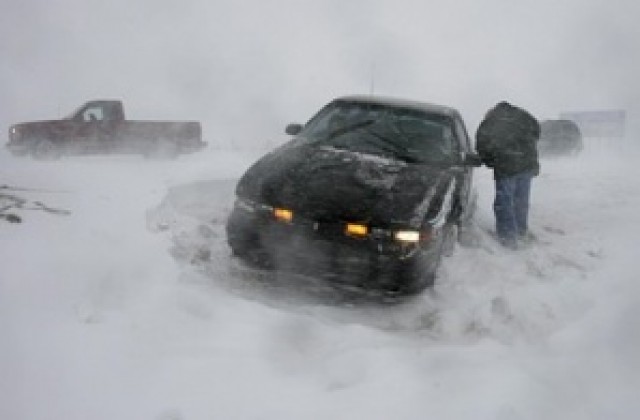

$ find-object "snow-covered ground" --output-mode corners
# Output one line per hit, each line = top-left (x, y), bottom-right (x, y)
(1, 141), (639, 420)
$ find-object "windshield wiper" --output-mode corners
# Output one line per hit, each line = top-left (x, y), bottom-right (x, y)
(363, 128), (452, 164)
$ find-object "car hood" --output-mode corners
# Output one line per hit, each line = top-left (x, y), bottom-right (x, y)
(10, 120), (71, 136)
(236, 140), (453, 227)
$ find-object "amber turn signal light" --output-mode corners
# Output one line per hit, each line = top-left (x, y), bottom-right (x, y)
(345, 223), (368, 237)
(273, 208), (293, 223)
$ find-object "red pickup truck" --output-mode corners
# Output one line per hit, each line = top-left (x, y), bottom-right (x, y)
(7, 100), (206, 159)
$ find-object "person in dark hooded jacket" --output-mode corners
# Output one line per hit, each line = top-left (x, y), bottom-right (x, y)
(476, 101), (540, 248)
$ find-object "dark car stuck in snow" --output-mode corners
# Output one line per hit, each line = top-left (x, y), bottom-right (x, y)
(538, 119), (583, 156)
(6, 100), (206, 159)
(226, 95), (481, 295)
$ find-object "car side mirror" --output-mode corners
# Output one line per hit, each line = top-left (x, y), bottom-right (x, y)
(285, 123), (303, 136)
(463, 153), (482, 167)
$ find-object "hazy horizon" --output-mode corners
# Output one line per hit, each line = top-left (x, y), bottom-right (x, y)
(3, 0), (639, 145)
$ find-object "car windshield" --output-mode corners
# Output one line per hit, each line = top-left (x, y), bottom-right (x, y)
(300, 101), (457, 164)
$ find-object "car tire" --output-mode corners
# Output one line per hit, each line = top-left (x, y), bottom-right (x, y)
(441, 223), (457, 257)
(413, 270), (436, 291)
(8, 149), (29, 157)
(31, 139), (62, 160)
(403, 223), (455, 293)
(395, 269), (435, 296)
(389, 250), (438, 295)
(228, 230), (274, 268)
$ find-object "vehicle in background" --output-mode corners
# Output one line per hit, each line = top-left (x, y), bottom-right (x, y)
(226, 95), (481, 296)
(538, 119), (583, 156)
(6, 100), (205, 159)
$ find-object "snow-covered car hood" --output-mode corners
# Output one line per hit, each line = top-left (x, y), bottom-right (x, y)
(235, 140), (452, 226)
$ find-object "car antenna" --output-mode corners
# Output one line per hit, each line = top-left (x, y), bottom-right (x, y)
(369, 62), (376, 95)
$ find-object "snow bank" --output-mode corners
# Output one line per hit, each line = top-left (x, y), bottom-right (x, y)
(1, 144), (639, 419)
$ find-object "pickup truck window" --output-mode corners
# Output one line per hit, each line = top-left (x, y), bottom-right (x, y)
(82, 106), (104, 122)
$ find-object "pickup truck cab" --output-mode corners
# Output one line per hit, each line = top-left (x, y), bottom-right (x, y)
(7, 100), (206, 159)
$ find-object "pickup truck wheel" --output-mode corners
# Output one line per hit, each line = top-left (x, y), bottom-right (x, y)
(8, 148), (29, 157)
(146, 140), (178, 159)
(32, 139), (62, 160)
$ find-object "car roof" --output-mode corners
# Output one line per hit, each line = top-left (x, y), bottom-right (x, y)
(86, 100), (122, 105)
(541, 119), (579, 127)
(334, 95), (461, 118)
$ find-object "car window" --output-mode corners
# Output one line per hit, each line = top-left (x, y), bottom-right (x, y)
(301, 101), (456, 164)
(82, 106), (104, 122)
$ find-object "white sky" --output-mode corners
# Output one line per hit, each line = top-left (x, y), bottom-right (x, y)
(2, 0), (639, 143)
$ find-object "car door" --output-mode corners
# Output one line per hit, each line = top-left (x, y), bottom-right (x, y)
(70, 104), (111, 154)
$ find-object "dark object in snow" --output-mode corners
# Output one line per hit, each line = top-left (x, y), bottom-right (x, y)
(476, 101), (541, 178)
(6, 100), (206, 159)
(538, 119), (583, 156)
(226, 95), (481, 295)
(1, 191), (71, 221)
(32, 201), (71, 215)
(1, 213), (21, 223)
(476, 101), (540, 248)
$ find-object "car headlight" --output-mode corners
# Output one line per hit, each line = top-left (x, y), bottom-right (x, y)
(394, 230), (421, 243)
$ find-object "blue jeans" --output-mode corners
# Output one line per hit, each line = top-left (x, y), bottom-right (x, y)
(493, 171), (534, 245)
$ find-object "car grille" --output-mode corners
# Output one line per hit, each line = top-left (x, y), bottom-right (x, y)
(257, 220), (404, 285)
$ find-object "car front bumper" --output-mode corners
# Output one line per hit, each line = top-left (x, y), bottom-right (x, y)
(5, 140), (30, 157)
(226, 200), (440, 293)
